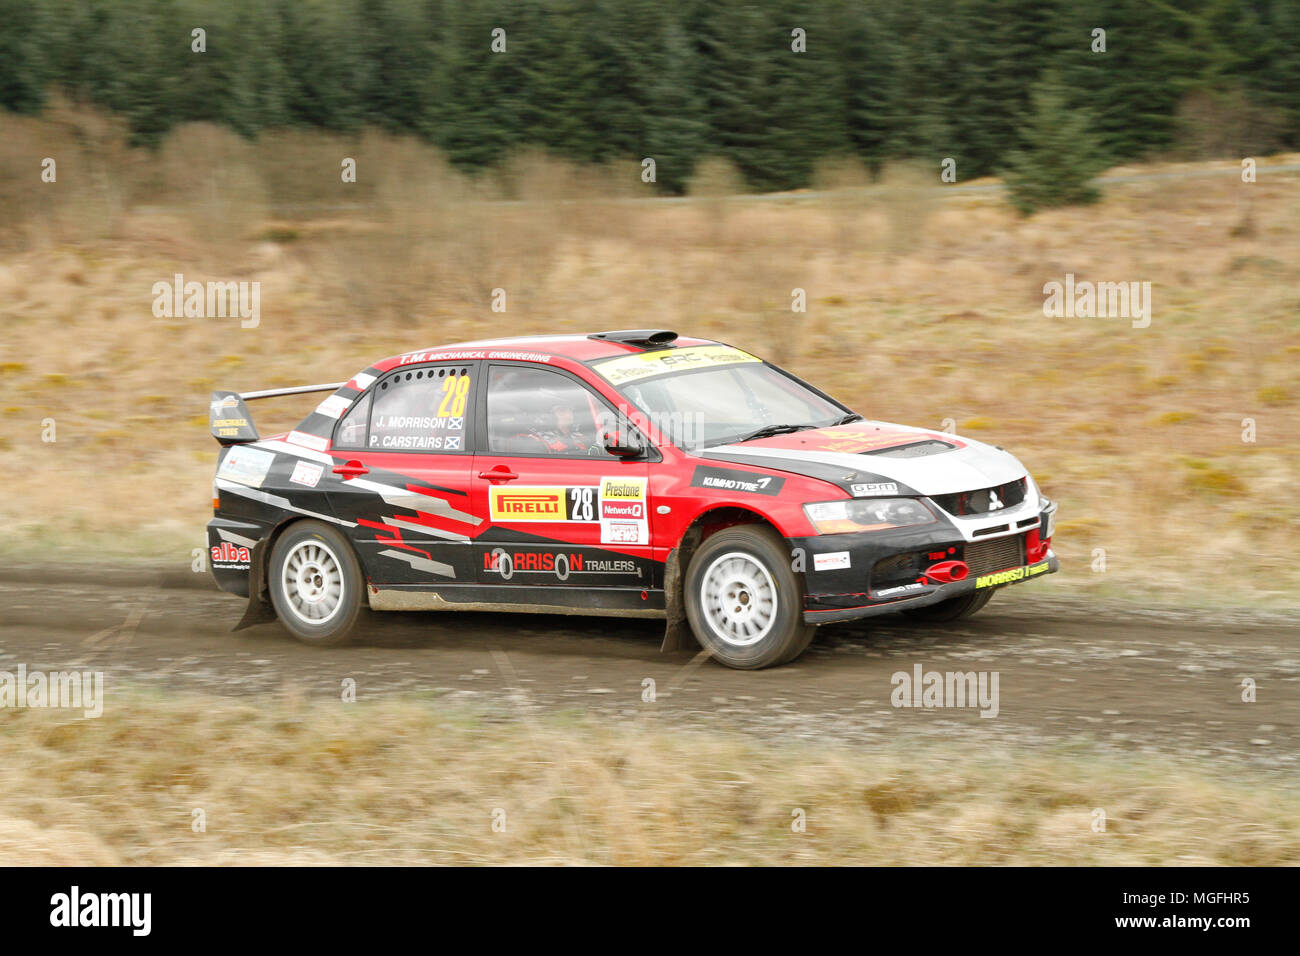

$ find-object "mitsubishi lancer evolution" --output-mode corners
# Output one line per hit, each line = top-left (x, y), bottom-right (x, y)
(206, 330), (1058, 668)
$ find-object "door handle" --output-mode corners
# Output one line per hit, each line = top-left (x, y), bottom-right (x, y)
(332, 460), (369, 480)
(477, 467), (519, 482)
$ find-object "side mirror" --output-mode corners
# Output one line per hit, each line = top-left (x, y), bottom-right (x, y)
(602, 431), (644, 459)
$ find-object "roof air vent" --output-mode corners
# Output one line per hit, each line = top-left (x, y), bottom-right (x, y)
(587, 329), (678, 349)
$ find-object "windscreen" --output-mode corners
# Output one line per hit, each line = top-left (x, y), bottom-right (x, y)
(613, 361), (846, 448)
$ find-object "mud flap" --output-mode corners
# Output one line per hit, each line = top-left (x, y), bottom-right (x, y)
(660, 531), (702, 653)
(233, 539), (277, 631)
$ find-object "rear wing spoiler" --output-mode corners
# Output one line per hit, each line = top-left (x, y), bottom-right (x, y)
(209, 383), (345, 446)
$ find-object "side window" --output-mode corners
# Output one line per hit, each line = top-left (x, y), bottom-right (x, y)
(362, 364), (473, 452)
(487, 365), (603, 457)
(334, 391), (371, 449)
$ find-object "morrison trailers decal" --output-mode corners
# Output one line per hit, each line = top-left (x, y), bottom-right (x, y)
(974, 558), (1053, 589)
(483, 548), (644, 581)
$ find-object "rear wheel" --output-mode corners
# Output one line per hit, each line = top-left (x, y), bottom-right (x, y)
(900, 589), (993, 623)
(269, 521), (366, 646)
(684, 525), (815, 669)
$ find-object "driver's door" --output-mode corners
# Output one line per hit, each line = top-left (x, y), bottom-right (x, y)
(470, 362), (655, 591)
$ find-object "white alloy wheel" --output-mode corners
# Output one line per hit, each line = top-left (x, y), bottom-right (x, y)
(280, 539), (345, 625)
(698, 550), (778, 647)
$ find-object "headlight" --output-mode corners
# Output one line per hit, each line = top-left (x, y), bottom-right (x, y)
(803, 497), (937, 534)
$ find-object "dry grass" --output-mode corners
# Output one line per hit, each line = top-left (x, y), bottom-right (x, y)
(1, 689), (1296, 865)
(2, 107), (1299, 605)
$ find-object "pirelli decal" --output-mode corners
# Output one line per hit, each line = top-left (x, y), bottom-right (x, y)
(489, 485), (598, 522)
(974, 559), (1052, 590)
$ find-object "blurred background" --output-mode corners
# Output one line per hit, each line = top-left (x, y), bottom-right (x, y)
(1, 0), (1298, 865)
(3, 0), (1298, 601)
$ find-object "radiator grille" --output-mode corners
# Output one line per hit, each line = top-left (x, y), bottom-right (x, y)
(963, 534), (1025, 575)
(931, 477), (1028, 516)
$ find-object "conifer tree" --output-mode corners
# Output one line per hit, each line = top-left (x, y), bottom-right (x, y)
(1002, 71), (1110, 214)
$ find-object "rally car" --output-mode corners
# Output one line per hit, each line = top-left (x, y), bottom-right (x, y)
(206, 330), (1058, 668)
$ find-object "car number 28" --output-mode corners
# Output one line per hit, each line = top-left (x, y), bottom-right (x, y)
(568, 486), (595, 521)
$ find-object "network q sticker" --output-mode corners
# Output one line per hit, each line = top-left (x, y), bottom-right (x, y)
(599, 476), (648, 545)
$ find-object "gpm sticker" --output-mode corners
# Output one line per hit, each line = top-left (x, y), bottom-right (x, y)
(851, 482), (899, 497)
(974, 559), (1052, 589)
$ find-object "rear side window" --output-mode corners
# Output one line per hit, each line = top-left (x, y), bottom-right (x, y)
(336, 364), (474, 452)
(334, 392), (371, 449)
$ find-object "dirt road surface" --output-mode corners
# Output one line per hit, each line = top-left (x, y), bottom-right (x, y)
(2, 567), (1296, 771)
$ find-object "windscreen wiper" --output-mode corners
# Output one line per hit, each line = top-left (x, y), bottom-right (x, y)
(830, 413), (864, 425)
(733, 423), (817, 443)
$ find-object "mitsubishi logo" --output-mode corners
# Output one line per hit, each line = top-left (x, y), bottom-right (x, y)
(988, 490), (1003, 510)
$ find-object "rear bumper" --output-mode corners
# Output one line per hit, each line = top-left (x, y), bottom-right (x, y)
(206, 517), (268, 598)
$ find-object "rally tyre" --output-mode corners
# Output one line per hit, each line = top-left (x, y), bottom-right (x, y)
(268, 520), (367, 647)
(900, 589), (994, 623)
(684, 525), (816, 669)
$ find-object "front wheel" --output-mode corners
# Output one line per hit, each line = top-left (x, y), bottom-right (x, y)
(900, 588), (993, 623)
(684, 525), (815, 669)
(268, 521), (366, 646)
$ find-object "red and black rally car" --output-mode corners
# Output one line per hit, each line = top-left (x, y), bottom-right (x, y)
(206, 330), (1058, 668)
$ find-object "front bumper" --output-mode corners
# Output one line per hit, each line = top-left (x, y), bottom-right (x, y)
(796, 498), (1059, 625)
(802, 552), (1058, 623)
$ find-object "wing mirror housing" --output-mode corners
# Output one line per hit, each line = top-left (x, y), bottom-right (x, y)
(602, 430), (645, 459)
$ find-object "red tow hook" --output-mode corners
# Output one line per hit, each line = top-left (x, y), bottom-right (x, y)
(923, 560), (969, 584)
(1024, 529), (1050, 563)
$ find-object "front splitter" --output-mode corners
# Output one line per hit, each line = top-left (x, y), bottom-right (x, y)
(803, 553), (1059, 625)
